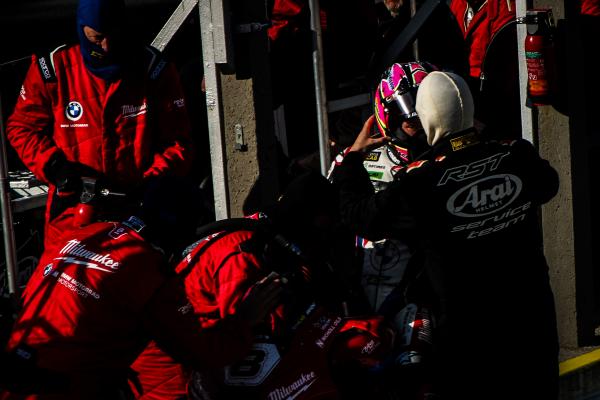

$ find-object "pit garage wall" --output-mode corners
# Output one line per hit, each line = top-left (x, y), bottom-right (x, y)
(533, 0), (599, 356)
(221, 0), (280, 217)
(533, 0), (577, 352)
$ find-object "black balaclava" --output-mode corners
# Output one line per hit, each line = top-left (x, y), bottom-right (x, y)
(77, 0), (126, 81)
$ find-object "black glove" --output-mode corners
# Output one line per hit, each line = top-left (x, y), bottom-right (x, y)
(45, 154), (104, 221)
(44, 153), (81, 195)
(44, 153), (102, 196)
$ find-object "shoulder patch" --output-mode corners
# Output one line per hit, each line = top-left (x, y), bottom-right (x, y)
(36, 45), (66, 83)
(145, 45), (168, 81)
(450, 131), (479, 151)
(406, 159), (428, 173)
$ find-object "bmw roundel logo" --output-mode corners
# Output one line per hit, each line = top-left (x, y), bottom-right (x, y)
(43, 264), (54, 277)
(65, 101), (83, 121)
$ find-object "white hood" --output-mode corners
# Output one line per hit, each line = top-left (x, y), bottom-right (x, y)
(415, 71), (474, 146)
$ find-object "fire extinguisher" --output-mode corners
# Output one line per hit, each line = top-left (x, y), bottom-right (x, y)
(525, 9), (556, 106)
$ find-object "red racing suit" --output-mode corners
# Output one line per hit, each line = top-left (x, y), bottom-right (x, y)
(129, 341), (190, 400)
(269, 0), (306, 41)
(449, 0), (516, 79)
(6, 44), (193, 249)
(2, 219), (253, 400)
(131, 220), (284, 399)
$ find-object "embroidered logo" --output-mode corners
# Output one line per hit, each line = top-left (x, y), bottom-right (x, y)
(121, 103), (147, 119)
(446, 174), (523, 217)
(56, 239), (120, 272)
(43, 264), (54, 277)
(267, 372), (317, 400)
(39, 57), (52, 80)
(65, 101), (83, 121)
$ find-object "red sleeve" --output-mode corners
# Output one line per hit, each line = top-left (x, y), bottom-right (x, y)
(6, 56), (61, 182)
(212, 249), (288, 336)
(448, 0), (468, 35)
(214, 251), (264, 319)
(268, 0), (306, 41)
(144, 275), (254, 369)
(488, 0), (516, 36)
(142, 62), (194, 179)
(580, 0), (600, 15)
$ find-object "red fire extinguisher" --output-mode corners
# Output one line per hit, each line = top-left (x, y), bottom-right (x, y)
(525, 9), (555, 106)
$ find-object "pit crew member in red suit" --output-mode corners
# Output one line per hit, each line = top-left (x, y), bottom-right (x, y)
(131, 171), (340, 400)
(448, 0), (515, 80)
(6, 0), (193, 251)
(0, 177), (282, 399)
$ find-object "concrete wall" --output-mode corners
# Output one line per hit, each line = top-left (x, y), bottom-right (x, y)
(532, 0), (578, 354)
(538, 106), (578, 351)
(534, 0), (600, 357)
(220, 0), (280, 217)
(534, 0), (580, 356)
(221, 74), (260, 217)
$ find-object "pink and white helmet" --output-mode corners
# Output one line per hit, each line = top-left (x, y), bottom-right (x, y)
(373, 61), (437, 138)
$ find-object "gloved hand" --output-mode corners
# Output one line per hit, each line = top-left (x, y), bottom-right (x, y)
(45, 154), (104, 221)
(238, 272), (284, 327)
(44, 153), (94, 196)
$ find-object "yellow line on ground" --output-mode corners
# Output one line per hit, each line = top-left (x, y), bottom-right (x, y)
(560, 348), (600, 376)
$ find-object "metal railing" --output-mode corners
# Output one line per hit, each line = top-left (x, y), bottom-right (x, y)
(0, 83), (19, 297)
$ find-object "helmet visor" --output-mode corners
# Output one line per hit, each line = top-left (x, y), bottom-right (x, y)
(388, 90), (418, 120)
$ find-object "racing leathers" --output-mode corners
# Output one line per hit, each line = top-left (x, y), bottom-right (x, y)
(333, 130), (559, 398)
(328, 143), (415, 311)
(6, 44), (193, 250)
(2, 218), (254, 400)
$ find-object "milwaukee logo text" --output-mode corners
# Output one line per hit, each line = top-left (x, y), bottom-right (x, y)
(58, 240), (120, 271)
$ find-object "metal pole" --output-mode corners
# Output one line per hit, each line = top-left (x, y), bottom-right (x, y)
(151, 0), (199, 52)
(308, 0), (331, 176)
(199, 0), (230, 220)
(410, 0), (420, 60)
(0, 91), (19, 296)
(516, 0), (534, 144)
